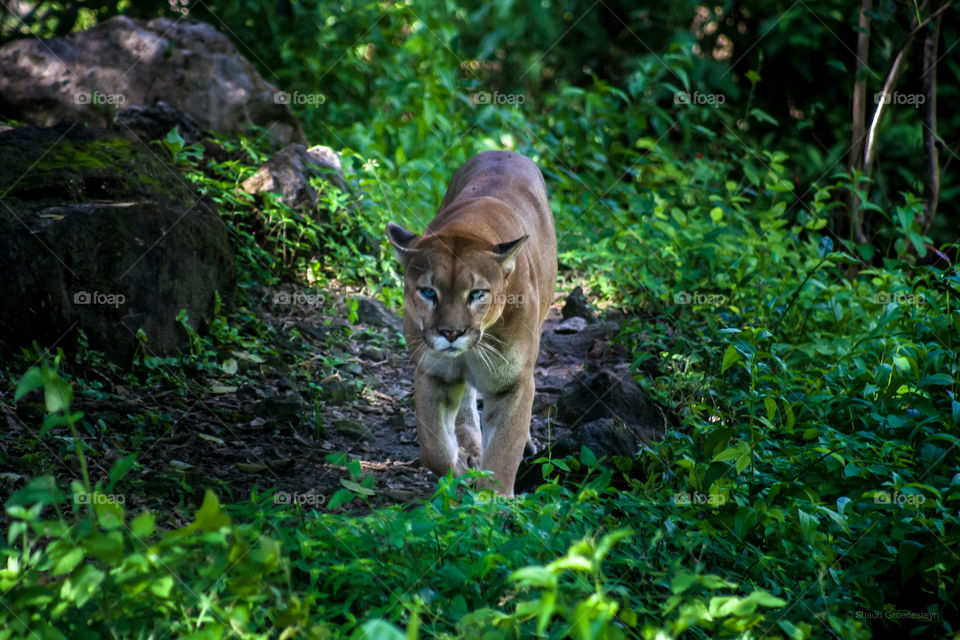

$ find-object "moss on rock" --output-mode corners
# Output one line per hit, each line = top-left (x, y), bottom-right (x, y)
(0, 121), (195, 207)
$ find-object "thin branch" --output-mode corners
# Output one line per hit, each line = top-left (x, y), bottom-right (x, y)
(863, 45), (912, 177)
(905, 0), (953, 39)
(849, 0), (872, 245)
(863, 0), (933, 176)
(921, 5), (943, 233)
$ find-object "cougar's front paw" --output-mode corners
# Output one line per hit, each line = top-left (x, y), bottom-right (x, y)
(458, 446), (481, 472)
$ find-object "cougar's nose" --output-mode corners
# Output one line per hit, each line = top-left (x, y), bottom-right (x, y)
(439, 329), (464, 343)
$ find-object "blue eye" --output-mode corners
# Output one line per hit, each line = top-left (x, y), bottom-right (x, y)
(469, 290), (488, 302)
(419, 287), (437, 300)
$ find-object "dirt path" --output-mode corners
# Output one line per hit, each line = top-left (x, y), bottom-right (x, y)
(2, 291), (659, 523)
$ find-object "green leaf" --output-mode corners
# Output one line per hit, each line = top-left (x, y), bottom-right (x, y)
(52, 547), (85, 576)
(340, 478), (375, 496)
(44, 377), (73, 413)
(5, 476), (64, 513)
(580, 445), (598, 467)
(327, 488), (356, 509)
(594, 529), (632, 562)
(748, 108), (778, 125)
(325, 452), (349, 466)
(713, 446), (741, 462)
(670, 572), (697, 594)
(60, 564), (105, 608)
(826, 59), (846, 73)
(39, 413), (70, 437)
(164, 126), (185, 151)
(150, 575), (175, 599)
(14, 367), (45, 401)
(353, 620), (405, 640)
(699, 574), (737, 590)
(511, 566), (557, 588)
(797, 509), (818, 544)
(93, 494), (126, 530)
(735, 451), (752, 474)
(918, 374), (954, 387)
(721, 345), (742, 374)
(84, 531), (124, 562)
(346, 458), (363, 478)
(746, 590), (787, 608)
(778, 619), (805, 640)
(130, 511), (155, 538)
(107, 454), (137, 491)
(708, 596), (739, 617)
(763, 397), (777, 421)
(194, 490), (230, 531)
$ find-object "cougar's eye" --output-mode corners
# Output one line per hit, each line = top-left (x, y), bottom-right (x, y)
(469, 289), (489, 303)
(418, 287), (437, 301)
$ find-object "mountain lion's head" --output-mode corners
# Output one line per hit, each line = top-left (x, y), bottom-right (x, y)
(386, 222), (527, 359)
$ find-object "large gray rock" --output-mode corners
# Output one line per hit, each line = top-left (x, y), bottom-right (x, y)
(540, 320), (619, 360)
(549, 418), (645, 460)
(113, 101), (205, 145)
(241, 143), (347, 214)
(561, 285), (596, 323)
(556, 367), (659, 428)
(0, 16), (305, 145)
(353, 297), (403, 333)
(514, 418), (650, 493)
(0, 122), (236, 364)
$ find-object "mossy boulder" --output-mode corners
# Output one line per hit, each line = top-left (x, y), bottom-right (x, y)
(0, 122), (236, 364)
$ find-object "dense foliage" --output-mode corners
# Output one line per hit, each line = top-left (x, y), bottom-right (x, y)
(2, 1), (959, 638)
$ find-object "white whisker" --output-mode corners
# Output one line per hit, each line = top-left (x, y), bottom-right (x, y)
(479, 333), (510, 367)
(483, 332), (507, 347)
(475, 341), (493, 373)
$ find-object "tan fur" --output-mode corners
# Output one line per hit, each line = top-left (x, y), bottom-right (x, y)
(387, 150), (557, 496)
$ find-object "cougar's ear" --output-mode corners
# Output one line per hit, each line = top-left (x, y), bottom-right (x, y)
(386, 222), (420, 268)
(493, 235), (528, 278)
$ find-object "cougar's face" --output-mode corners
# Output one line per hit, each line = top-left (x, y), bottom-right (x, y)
(405, 245), (505, 358)
(386, 221), (528, 362)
